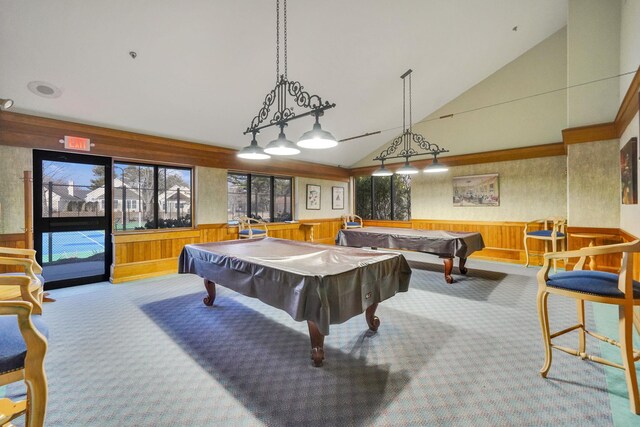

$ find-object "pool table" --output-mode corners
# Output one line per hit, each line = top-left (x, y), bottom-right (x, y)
(337, 226), (485, 284)
(178, 237), (411, 367)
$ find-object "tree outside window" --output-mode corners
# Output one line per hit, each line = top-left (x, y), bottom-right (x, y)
(355, 175), (411, 220)
(227, 173), (292, 223)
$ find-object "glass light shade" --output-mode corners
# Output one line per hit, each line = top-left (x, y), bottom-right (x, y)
(297, 122), (338, 149)
(265, 131), (301, 155)
(395, 160), (419, 175)
(424, 159), (449, 173)
(372, 164), (393, 176)
(0, 98), (14, 109)
(237, 138), (271, 160)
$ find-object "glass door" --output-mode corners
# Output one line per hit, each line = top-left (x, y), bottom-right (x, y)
(33, 150), (112, 289)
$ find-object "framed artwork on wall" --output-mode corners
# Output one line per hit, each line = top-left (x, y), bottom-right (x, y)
(332, 186), (344, 210)
(452, 173), (500, 207)
(306, 184), (321, 210)
(620, 137), (638, 205)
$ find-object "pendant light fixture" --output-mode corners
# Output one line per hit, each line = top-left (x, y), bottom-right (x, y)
(238, 132), (271, 160)
(238, 0), (337, 160)
(372, 160), (393, 177)
(0, 98), (14, 110)
(372, 69), (448, 175)
(265, 124), (300, 155)
(424, 155), (449, 173)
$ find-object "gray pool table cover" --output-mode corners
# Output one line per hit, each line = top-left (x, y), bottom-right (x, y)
(337, 227), (485, 258)
(178, 237), (411, 335)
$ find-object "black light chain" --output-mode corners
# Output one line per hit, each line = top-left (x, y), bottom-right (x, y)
(402, 75), (406, 132)
(409, 72), (412, 131)
(284, 0), (287, 78)
(276, 0), (280, 81)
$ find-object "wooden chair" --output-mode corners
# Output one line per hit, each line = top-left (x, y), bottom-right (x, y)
(0, 248), (44, 315)
(0, 282), (48, 427)
(536, 240), (640, 414)
(524, 217), (567, 272)
(237, 216), (268, 239)
(341, 214), (363, 229)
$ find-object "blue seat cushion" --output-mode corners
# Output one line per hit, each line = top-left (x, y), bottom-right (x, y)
(347, 222), (360, 227)
(0, 315), (48, 375)
(547, 270), (640, 298)
(527, 230), (565, 237)
(238, 229), (266, 235)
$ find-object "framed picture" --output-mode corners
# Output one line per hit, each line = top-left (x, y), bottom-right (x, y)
(452, 173), (499, 207)
(306, 184), (321, 210)
(332, 186), (344, 210)
(620, 137), (638, 205)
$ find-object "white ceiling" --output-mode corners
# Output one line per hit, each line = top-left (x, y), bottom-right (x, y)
(0, 0), (568, 168)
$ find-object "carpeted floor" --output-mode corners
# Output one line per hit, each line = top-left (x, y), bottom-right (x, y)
(6, 253), (638, 426)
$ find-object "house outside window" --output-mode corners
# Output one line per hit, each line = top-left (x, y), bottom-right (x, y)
(113, 162), (192, 231)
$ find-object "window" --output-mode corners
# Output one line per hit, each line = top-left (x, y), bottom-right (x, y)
(113, 162), (192, 231)
(227, 173), (292, 223)
(355, 175), (412, 220)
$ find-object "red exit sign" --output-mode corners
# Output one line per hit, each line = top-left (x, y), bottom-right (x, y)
(64, 136), (91, 152)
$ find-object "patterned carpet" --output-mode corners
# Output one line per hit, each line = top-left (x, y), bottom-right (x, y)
(5, 253), (632, 426)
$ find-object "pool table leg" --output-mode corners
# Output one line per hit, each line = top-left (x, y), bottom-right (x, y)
(203, 279), (216, 306)
(307, 321), (325, 367)
(443, 258), (454, 284)
(459, 257), (468, 275)
(366, 303), (380, 331)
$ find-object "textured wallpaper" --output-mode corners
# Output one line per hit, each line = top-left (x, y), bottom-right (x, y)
(412, 156), (567, 221)
(195, 166), (228, 224)
(567, 140), (620, 227)
(0, 146), (32, 234)
(295, 177), (349, 220)
(619, 112), (640, 237)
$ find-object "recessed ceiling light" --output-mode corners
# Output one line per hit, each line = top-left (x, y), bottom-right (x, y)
(27, 81), (62, 98)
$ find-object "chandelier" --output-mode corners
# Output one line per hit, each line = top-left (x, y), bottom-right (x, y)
(372, 69), (448, 176)
(237, 0), (338, 160)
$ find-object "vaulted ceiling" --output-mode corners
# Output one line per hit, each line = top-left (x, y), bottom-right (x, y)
(0, 0), (568, 167)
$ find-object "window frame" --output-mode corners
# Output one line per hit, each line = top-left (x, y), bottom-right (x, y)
(227, 172), (293, 223)
(113, 160), (193, 232)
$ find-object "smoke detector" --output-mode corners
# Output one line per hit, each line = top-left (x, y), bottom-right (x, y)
(27, 81), (63, 98)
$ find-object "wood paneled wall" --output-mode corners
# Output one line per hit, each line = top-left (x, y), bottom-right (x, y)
(111, 218), (343, 283)
(0, 111), (349, 182)
(360, 220), (639, 273)
(363, 219), (552, 265)
(566, 227), (623, 273)
(0, 232), (28, 273)
(111, 230), (201, 283)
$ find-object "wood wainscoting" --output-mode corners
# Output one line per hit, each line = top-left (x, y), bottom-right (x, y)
(111, 229), (201, 283)
(566, 227), (623, 273)
(110, 218), (344, 283)
(363, 219), (550, 265)
(361, 220), (636, 272)
(0, 232), (29, 273)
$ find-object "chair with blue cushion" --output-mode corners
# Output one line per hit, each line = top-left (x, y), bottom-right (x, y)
(0, 248), (45, 315)
(237, 216), (268, 239)
(342, 214), (363, 229)
(524, 217), (566, 272)
(537, 239), (640, 414)
(0, 277), (48, 427)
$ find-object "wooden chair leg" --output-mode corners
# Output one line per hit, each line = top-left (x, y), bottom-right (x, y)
(524, 236), (530, 267)
(576, 299), (586, 356)
(25, 373), (47, 427)
(537, 289), (552, 377)
(619, 304), (640, 414)
(551, 239), (557, 274)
